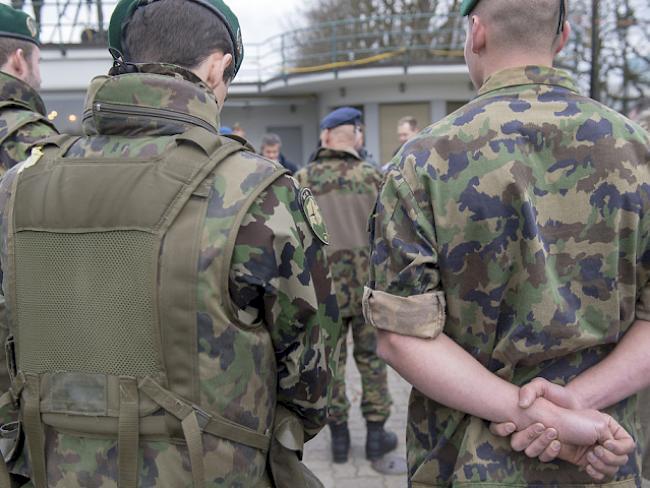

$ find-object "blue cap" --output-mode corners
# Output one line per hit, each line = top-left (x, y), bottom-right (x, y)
(320, 107), (363, 130)
(220, 126), (233, 135)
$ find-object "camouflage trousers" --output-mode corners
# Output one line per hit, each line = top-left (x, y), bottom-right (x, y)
(641, 387), (650, 480)
(328, 314), (392, 424)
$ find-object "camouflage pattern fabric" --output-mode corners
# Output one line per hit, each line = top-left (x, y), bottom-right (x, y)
(296, 149), (391, 424)
(630, 106), (650, 482)
(0, 71), (57, 173)
(0, 64), (340, 486)
(367, 65), (650, 487)
(642, 386), (650, 480)
(328, 315), (391, 423)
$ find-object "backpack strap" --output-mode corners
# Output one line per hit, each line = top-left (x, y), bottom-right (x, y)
(154, 134), (269, 487)
(158, 130), (246, 407)
(118, 377), (140, 488)
(23, 374), (46, 488)
(139, 376), (271, 487)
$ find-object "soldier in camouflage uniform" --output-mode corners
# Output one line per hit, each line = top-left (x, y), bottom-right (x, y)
(295, 107), (397, 466)
(363, 0), (648, 486)
(628, 99), (650, 483)
(0, 0), (339, 486)
(0, 4), (57, 173)
(0, 6), (57, 448)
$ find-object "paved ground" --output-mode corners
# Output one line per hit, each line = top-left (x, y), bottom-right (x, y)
(303, 333), (411, 488)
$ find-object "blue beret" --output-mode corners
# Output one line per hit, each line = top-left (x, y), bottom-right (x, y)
(220, 126), (233, 135)
(320, 107), (363, 130)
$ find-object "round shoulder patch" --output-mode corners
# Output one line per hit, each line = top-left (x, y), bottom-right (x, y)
(299, 187), (330, 246)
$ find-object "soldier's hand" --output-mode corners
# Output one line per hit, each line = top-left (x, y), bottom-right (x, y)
(552, 418), (634, 481)
(490, 422), (561, 462)
(489, 413), (634, 481)
(517, 378), (584, 410)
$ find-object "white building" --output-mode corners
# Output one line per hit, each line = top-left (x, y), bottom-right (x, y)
(39, 12), (474, 167)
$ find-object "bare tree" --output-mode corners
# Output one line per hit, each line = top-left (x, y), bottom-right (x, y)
(291, 0), (650, 110)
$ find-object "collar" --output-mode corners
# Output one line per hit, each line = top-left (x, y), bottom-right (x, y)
(82, 64), (221, 136)
(478, 66), (580, 97)
(314, 146), (362, 162)
(0, 71), (47, 115)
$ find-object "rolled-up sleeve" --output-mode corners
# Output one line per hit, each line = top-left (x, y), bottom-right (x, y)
(363, 287), (445, 338)
(364, 165), (446, 338)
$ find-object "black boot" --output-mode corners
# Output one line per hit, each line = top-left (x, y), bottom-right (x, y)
(329, 422), (350, 463)
(366, 421), (398, 460)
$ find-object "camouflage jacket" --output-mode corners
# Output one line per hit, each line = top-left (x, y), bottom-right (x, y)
(295, 148), (382, 319)
(365, 66), (650, 487)
(0, 64), (340, 487)
(0, 71), (57, 173)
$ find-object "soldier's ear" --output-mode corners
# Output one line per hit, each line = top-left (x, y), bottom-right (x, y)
(203, 51), (233, 90)
(470, 15), (487, 55)
(7, 48), (30, 80)
(554, 22), (571, 55)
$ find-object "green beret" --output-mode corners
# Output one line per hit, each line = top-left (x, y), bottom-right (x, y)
(460, 0), (481, 16)
(0, 4), (40, 45)
(108, 0), (243, 76)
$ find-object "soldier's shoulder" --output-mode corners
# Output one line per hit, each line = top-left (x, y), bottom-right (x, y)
(358, 159), (382, 175)
(223, 147), (285, 175)
(0, 105), (48, 126)
(294, 163), (311, 179)
(216, 148), (296, 203)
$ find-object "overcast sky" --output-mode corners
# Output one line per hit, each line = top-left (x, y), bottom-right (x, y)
(231, 0), (305, 44)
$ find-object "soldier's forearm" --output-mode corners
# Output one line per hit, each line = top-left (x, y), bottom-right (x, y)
(376, 329), (529, 426)
(565, 319), (650, 411)
(376, 329), (619, 447)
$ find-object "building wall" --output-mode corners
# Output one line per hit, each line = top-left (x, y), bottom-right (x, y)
(222, 99), (319, 166)
(318, 78), (474, 166)
(378, 102), (431, 164)
(38, 49), (474, 168)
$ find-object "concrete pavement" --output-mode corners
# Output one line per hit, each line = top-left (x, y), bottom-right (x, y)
(303, 333), (411, 488)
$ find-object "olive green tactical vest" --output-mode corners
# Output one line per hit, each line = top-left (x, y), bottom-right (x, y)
(0, 126), (286, 487)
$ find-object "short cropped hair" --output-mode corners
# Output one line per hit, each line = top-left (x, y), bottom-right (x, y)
(123, 0), (235, 81)
(474, 0), (566, 51)
(261, 133), (282, 149)
(398, 116), (418, 131)
(0, 38), (34, 68)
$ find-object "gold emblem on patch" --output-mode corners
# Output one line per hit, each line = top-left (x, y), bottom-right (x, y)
(236, 28), (243, 60)
(26, 17), (37, 38)
(299, 187), (330, 245)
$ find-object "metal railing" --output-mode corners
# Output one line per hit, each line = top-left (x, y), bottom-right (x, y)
(8, 1), (649, 87)
(7, 1), (468, 82)
(252, 12), (467, 81)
